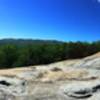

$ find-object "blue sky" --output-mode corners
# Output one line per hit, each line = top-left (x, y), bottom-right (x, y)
(0, 0), (100, 41)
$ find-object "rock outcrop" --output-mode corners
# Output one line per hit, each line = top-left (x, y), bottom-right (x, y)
(0, 52), (100, 100)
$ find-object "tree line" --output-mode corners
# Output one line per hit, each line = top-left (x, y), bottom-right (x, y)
(0, 40), (100, 69)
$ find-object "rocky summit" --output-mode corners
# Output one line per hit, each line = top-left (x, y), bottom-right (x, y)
(0, 52), (100, 100)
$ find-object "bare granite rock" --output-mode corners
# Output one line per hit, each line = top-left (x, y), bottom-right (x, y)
(0, 52), (100, 100)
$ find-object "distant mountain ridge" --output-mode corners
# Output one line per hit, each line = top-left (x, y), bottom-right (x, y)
(0, 39), (64, 45)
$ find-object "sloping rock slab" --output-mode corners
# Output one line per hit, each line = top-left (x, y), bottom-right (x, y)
(60, 80), (100, 99)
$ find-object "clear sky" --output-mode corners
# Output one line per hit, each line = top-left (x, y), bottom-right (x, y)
(0, 0), (100, 41)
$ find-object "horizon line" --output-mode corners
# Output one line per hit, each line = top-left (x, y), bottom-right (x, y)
(0, 38), (99, 43)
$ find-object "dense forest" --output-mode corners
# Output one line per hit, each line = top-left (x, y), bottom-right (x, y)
(0, 39), (100, 69)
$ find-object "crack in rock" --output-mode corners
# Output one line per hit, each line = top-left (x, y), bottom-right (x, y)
(60, 81), (100, 99)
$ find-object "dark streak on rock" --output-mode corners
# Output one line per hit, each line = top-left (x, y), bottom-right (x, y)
(0, 80), (11, 86)
(68, 94), (92, 99)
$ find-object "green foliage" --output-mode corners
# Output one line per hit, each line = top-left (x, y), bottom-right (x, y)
(0, 45), (18, 68)
(0, 39), (100, 68)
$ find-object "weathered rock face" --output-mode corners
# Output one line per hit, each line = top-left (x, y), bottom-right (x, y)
(60, 80), (100, 100)
(0, 52), (100, 100)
